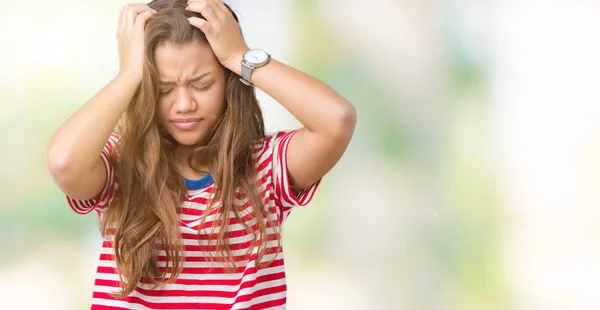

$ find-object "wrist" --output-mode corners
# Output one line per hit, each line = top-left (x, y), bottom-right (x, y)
(223, 50), (246, 76)
(117, 70), (142, 83)
(115, 71), (143, 92)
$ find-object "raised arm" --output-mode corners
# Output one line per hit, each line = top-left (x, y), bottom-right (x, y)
(45, 4), (156, 200)
(230, 59), (356, 190)
(187, 0), (357, 191)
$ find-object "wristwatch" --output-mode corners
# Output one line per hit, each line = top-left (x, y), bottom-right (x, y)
(240, 49), (271, 86)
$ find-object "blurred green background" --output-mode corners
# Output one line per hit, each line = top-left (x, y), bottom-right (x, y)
(2, 0), (600, 309)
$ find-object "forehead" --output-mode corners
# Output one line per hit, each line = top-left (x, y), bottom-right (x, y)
(154, 42), (220, 80)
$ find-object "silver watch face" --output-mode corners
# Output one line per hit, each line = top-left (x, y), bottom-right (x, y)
(243, 49), (270, 66)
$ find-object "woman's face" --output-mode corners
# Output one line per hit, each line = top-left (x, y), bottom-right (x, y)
(154, 42), (226, 147)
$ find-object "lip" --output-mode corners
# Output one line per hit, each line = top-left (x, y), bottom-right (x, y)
(170, 118), (202, 131)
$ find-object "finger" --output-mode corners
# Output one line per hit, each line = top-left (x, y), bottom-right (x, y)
(210, 0), (229, 19)
(126, 3), (155, 14)
(186, 0), (220, 22)
(134, 10), (156, 32)
(125, 5), (137, 30)
(187, 16), (212, 34)
(206, 0), (235, 24)
(118, 6), (129, 33)
(210, 0), (228, 12)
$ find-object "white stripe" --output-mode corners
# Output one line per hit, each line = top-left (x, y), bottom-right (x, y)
(94, 271), (286, 296)
(89, 133), (296, 308)
(261, 304), (286, 310)
(179, 206), (257, 222)
(253, 138), (272, 162)
(185, 189), (215, 200)
(178, 223), (280, 238)
(94, 260), (286, 284)
(91, 297), (152, 310)
(231, 291), (287, 310)
(97, 253), (281, 269)
(179, 206), (255, 223)
(98, 240), (281, 257)
(93, 278), (287, 305)
(184, 165), (270, 201)
(184, 192), (272, 212)
(186, 233), (279, 247)
(256, 158), (272, 179)
(181, 213), (280, 231)
(278, 133), (296, 207)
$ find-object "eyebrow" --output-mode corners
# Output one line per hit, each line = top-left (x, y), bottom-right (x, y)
(160, 72), (212, 85)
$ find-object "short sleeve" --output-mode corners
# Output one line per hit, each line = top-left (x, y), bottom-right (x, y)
(66, 133), (120, 215)
(269, 130), (321, 213)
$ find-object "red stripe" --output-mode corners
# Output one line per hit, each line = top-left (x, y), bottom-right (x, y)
(93, 286), (286, 310)
(239, 296), (287, 310)
(66, 138), (117, 214)
(178, 207), (277, 230)
(98, 245), (283, 266)
(184, 186), (269, 206)
(252, 136), (272, 164)
(98, 247), (282, 268)
(95, 272), (285, 300)
(92, 282), (286, 309)
(230, 284), (287, 307)
(92, 292), (229, 309)
(273, 132), (295, 207)
(95, 258), (284, 283)
(102, 223), (281, 250)
(99, 239), (281, 256)
(91, 305), (129, 310)
(186, 223), (267, 240)
(78, 132), (326, 308)
(255, 152), (272, 175)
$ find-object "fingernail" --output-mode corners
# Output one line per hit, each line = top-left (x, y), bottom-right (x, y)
(152, 9), (157, 13)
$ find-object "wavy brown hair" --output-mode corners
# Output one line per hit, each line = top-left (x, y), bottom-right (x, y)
(100, 0), (280, 298)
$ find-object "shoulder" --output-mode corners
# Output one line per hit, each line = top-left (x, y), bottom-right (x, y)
(252, 130), (296, 160)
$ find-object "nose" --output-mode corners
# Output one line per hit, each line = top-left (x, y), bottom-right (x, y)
(173, 87), (197, 114)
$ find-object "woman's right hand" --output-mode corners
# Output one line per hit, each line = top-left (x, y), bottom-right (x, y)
(117, 3), (157, 80)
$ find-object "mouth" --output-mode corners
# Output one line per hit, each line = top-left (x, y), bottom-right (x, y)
(170, 118), (202, 131)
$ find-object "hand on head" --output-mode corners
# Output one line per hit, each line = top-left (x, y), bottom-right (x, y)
(185, 0), (249, 68)
(116, 3), (157, 80)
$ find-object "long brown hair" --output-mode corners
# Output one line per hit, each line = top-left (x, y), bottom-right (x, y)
(100, 0), (279, 298)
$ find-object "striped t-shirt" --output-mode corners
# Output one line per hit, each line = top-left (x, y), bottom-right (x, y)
(66, 130), (321, 309)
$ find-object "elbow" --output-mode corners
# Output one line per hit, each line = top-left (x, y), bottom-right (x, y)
(343, 103), (357, 128)
(45, 145), (72, 182)
(45, 145), (87, 195)
(332, 101), (357, 138)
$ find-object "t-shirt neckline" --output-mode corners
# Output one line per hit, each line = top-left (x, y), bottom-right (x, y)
(184, 174), (214, 190)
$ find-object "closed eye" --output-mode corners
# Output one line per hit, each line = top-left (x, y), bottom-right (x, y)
(192, 83), (212, 91)
(159, 88), (173, 95)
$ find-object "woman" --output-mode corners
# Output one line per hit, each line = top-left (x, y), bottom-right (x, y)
(45, 0), (356, 308)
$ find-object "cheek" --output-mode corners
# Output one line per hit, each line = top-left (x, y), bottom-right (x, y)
(195, 89), (226, 119)
(156, 101), (170, 124)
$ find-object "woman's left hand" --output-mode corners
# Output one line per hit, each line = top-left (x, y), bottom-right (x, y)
(186, 0), (249, 69)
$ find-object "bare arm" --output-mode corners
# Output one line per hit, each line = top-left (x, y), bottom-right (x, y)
(227, 58), (357, 190)
(187, 0), (357, 191)
(45, 4), (155, 200)
(46, 72), (140, 200)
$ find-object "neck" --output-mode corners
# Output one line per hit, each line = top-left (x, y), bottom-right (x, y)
(174, 145), (210, 179)
(174, 145), (192, 166)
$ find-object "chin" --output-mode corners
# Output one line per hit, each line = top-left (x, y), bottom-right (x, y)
(170, 132), (206, 146)
(167, 129), (210, 147)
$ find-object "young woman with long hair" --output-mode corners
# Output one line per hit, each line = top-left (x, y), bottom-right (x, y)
(46, 0), (356, 308)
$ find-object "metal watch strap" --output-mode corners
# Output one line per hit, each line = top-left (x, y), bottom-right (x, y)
(240, 61), (254, 86)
